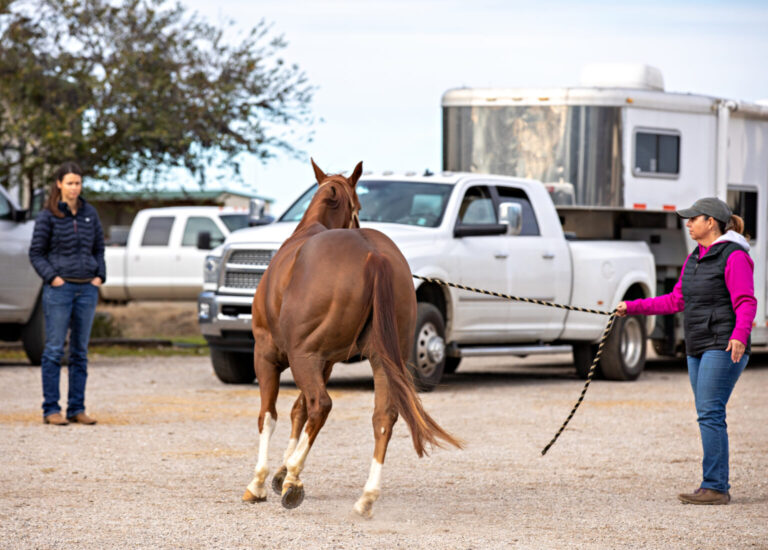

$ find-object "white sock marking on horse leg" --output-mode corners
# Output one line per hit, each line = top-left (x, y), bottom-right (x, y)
(282, 437), (299, 464)
(354, 459), (383, 518)
(246, 413), (275, 497)
(283, 431), (311, 488)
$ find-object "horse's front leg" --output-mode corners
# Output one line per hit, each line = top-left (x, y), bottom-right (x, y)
(354, 362), (398, 518)
(243, 353), (280, 503)
(280, 358), (333, 509)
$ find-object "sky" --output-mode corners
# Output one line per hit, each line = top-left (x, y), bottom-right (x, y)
(180, 0), (768, 215)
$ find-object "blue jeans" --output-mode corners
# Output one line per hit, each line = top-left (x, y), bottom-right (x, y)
(687, 349), (748, 493)
(41, 282), (99, 418)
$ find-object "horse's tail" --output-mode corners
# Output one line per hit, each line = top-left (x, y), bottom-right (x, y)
(364, 253), (463, 457)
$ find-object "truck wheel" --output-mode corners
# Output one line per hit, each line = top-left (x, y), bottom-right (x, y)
(21, 295), (45, 366)
(652, 339), (679, 358)
(599, 316), (647, 381)
(210, 348), (255, 384)
(409, 303), (446, 392)
(444, 356), (462, 374)
(572, 343), (603, 380)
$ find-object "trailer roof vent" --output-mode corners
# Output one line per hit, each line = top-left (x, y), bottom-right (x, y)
(579, 63), (664, 91)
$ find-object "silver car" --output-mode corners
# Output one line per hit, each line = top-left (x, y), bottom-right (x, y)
(0, 185), (44, 364)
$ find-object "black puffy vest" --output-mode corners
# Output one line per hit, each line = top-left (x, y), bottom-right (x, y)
(682, 241), (751, 357)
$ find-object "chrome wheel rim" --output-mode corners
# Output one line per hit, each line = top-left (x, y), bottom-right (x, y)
(621, 317), (644, 369)
(415, 322), (445, 377)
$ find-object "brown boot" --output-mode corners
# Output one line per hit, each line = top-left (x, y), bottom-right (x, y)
(43, 412), (69, 426)
(67, 412), (97, 425)
(678, 488), (730, 505)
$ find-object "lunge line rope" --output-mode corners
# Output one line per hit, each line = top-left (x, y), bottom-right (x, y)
(411, 274), (619, 456)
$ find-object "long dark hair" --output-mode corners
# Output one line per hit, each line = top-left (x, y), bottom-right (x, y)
(46, 161), (83, 218)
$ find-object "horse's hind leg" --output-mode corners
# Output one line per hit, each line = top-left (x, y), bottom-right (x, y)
(272, 363), (333, 495)
(354, 360), (398, 518)
(271, 392), (307, 494)
(243, 352), (280, 503)
(273, 363), (333, 494)
(280, 358), (333, 509)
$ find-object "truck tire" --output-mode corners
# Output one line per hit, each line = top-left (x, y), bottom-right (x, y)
(408, 303), (446, 392)
(210, 347), (255, 384)
(20, 295), (45, 366)
(572, 343), (603, 380)
(599, 316), (647, 381)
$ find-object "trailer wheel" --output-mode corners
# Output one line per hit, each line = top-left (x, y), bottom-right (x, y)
(408, 303), (446, 392)
(210, 347), (255, 384)
(599, 316), (647, 381)
(21, 295), (45, 366)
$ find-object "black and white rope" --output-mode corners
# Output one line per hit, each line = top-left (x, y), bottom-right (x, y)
(411, 274), (618, 456)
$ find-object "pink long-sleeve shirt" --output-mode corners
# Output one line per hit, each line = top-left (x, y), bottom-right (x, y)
(625, 236), (757, 346)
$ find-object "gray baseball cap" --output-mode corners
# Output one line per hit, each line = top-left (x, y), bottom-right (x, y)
(676, 197), (732, 223)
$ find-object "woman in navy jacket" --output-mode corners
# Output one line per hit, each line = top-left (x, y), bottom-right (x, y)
(29, 162), (105, 425)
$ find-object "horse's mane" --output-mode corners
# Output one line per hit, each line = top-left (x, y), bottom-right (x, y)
(316, 174), (354, 211)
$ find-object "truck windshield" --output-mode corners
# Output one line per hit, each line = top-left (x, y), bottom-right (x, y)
(280, 180), (453, 227)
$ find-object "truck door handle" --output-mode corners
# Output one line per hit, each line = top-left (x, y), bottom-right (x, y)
(542, 252), (555, 259)
(494, 252), (508, 259)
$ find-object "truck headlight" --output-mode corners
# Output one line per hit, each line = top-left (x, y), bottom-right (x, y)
(204, 255), (221, 285)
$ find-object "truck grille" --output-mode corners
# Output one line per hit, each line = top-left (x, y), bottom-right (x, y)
(228, 249), (274, 266)
(220, 248), (275, 292)
(224, 271), (263, 289)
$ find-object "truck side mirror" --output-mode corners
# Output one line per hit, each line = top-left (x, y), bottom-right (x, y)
(12, 207), (29, 222)
(197, 231), (212, 250)
(498, 202), (523, 236)
(248, 198), (274, 226)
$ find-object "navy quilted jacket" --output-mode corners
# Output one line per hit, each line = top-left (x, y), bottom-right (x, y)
(29, 198), (106, 285)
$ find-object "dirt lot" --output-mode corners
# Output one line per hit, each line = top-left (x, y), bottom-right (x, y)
(1, 353), (767, 549)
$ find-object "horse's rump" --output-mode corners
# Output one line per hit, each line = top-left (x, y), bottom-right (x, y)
(274, 229), (408, 359)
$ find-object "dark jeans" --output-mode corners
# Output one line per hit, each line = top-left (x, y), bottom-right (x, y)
(687, 349), (749, 493)
(41, 282), (99, 418)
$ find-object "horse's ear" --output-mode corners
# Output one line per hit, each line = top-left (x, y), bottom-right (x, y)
(348, 161), (363, 188)
(311, 158), (326, 184)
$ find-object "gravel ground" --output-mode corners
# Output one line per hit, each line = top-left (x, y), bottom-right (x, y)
(1, 353), (767, 549)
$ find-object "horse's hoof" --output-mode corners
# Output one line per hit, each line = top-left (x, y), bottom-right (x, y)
(353, 499), (374, 519)
(272, 467), (287, 495)
(281, 485), (305, 509)
(242, 489), (266, 503)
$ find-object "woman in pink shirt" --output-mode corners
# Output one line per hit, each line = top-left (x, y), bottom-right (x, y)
(617, 197), (756, 506)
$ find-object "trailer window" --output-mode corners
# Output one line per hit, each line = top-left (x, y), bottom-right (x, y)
(727, 189), (758, 240)
(634, 131), (680, 176)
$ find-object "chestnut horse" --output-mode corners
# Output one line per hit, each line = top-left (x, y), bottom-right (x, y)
(241, 160), (461, 517)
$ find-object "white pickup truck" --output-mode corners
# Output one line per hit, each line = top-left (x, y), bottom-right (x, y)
(101, 206), (250, 301)
(198, 173), (656, 389)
